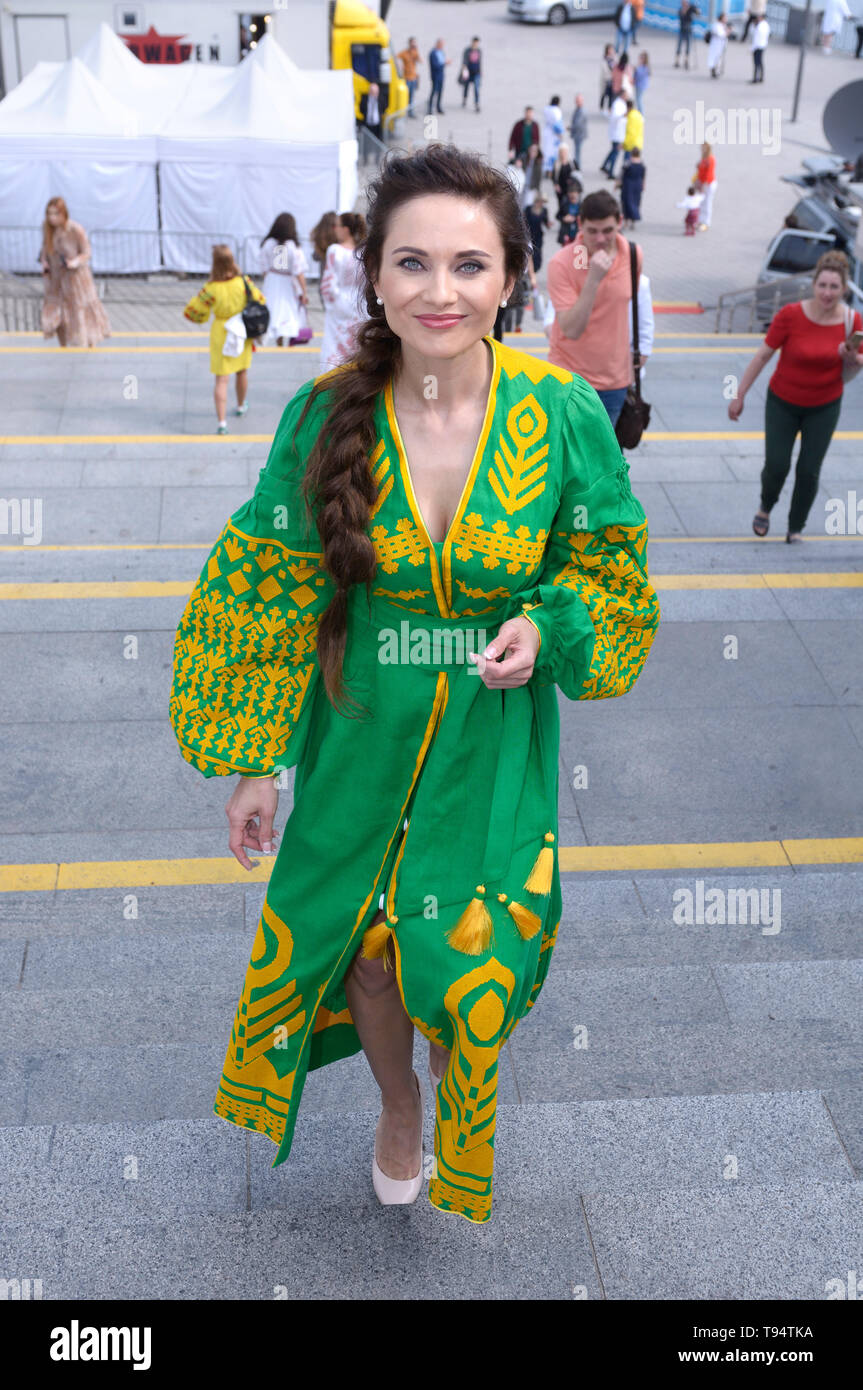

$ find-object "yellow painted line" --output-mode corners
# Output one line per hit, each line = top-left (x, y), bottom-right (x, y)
(0, 542), (211, 552)
(3, 535), (862, 555)
(653, 571), (863, 590)
(649, 535), (863, 543)
(0, 345), (320, 355)
(3, 835), (863, 892)
(1, 571), (861, 601)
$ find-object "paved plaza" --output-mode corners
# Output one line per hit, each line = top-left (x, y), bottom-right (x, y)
(1, 6), (862, 1301)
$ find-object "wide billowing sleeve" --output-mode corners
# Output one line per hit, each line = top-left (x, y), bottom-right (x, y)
(170, 380), (332, 778)
(182, 283), (214, 324)
(521, 373), (660, 700)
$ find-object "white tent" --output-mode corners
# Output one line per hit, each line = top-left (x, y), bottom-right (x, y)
(0, 56), (159, 273)
(0, 25), (358, 276)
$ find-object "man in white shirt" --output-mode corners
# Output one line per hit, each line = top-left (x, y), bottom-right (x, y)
(750, 16), (770, 83)
(600, 95), (628, 179)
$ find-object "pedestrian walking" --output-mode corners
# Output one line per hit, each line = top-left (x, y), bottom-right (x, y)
(427, 38), (449, 115)
(750, 13), (769, 82)
(547, 187), (646, 427)
(505, 155), (527, 202)
(520, 143), (544, 210)
(183, 244), (266, 435)
(259, 213), (309, 348)
(569, 94), (588, 169)
(459, 35), (482, 111)
(675, 1), (700, 69)
(694, 142), (717, 230)
(169, 142), (659, 1226)
(730, 251), (863, 541)
(310, 211), (339, 307)
(631, 0), (645, 42)
(633, 52), (651, 112)
(541, 96), (565, 175)
(508, 105), (540, 161)
(676, 184), (704, 235)
(618, 147), (646, 228)
(557, 177), (583, 245)
(503, 262), (537, 334)
(708, 13), (729, 76)
(601, 92), (628, 179)
(611, 50), (635, 102)
(821, 0), (852, 52)
(553, 142), (578, 215)
(397, 37), (422, 116)
(614, 1), (635, 52)
(622, 98), (645, 168)
(358, 82), (384, 141)
(319, 212), (368, 370)
(39, 197), (111, 348)
(524, 192), (551, 271)
(599, 43), (616, 109)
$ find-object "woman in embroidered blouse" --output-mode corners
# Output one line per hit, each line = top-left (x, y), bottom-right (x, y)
(183, 244), (267, 435)
(319, 211), (368, 370)
(39, 197), (111, 348)
(259, 211), (309, 348)
(170, 144), (660, 1224)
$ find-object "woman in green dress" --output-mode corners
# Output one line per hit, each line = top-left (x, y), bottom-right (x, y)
(170, 144), (660, 1225)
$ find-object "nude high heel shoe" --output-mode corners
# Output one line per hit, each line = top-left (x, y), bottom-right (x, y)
(372, 1070), (424, 1204)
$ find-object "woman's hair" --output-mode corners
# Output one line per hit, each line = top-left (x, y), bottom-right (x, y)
(616, 52), (629, 68)
(311, 211), (339, 264)
(813, 249), (849, 288)
(210, 244), (241, 281)
(339, 211), (367, 242)
(295, 143), (531, 712)
(261, 212), (298, 247)
(42, 196), (69, 256)
(701, 142), (713, 156)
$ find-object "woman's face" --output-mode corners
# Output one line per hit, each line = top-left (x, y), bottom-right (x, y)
(46, 205), (64, 227)
(813, 270), (844, 311)
(374, 194), (515, 360)
(336, 219), (351, 244)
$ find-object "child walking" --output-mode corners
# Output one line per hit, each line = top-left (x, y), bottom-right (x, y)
(677, 184), (704, 236)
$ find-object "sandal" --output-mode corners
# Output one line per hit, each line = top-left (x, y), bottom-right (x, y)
(786, 531), (803, 544)
(752, 510), (770, 537)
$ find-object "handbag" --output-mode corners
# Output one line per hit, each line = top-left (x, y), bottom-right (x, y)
(614, 240), (652, 450)
(289, 302), (313, 345)
(841, 303), (861, 384)
(241, 275), (270, 340)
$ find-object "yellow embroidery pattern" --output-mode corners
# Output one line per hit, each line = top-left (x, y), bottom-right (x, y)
(171, 522), (325, 774)
(369, 439), (393, 520)
(452, 512), (548, 574)
(553, 521), (659, 699)
(370, 516), (429, 574)
(488, 393), (549, 515)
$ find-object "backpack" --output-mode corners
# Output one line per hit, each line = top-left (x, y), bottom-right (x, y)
(241, 276), (270, 339)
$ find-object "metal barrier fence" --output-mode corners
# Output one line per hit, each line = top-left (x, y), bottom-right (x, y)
(0, 228), (294, 279)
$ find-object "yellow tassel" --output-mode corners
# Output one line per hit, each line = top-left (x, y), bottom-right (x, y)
(506, 897), (542, 940)
(524, 831), (555, 896)
(447, 886), (493, 956)
(361, 919), (394, 970)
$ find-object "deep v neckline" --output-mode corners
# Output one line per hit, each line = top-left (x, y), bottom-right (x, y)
(385, 336), (498, 548)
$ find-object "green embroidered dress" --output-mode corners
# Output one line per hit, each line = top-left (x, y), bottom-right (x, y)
(170, 336), (660, 1224)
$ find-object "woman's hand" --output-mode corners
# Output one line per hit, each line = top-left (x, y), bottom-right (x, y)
(728, 393), (745, 421)
(469, 616), (540, 689)
(226, 776), (279, 871)
(65, 256), (80, 269)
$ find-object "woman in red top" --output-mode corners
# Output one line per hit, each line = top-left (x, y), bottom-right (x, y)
(729, 251), (863, 541)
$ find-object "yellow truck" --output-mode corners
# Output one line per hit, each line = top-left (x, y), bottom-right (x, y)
(330, 0), (408, 136)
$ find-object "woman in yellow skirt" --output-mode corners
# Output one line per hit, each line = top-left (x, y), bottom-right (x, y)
(183, 244), (267, 434)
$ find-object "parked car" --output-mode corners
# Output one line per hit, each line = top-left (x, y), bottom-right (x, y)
(756, 228), (863, 328)
(508, 0), (618, 24)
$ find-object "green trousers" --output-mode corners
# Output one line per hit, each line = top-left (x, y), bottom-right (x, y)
(760, 386), (842, 534)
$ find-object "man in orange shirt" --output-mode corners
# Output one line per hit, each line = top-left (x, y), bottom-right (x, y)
(397, 37), (422, 118)
(631, 0), (645, 43)
(546, 188), (643, 427)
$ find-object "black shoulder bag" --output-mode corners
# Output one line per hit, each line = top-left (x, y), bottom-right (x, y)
(241, 275), (270, 340)
(614, 240), (652, 450)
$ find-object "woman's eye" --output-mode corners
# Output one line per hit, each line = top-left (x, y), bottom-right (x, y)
(458, 261), (484, 275)
(398, 256), (423, 271)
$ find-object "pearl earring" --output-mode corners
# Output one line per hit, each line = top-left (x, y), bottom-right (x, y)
(376, 296), (383, 305)
(500, 298), (508, 307)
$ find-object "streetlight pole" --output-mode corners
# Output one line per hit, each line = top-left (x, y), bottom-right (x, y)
(791, 0), (814, 123)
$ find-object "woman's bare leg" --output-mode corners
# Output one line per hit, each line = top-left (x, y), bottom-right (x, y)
(235, 369), (248, 407)
(213, 374), (228, 423)
(344, 910), (423, 1180)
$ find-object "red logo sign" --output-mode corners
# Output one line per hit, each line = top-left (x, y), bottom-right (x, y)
(121, 26), (192, 64)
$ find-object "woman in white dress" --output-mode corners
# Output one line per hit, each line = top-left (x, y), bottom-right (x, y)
(259, 212), (308, 347)
(820, 0), (851, 51)
(540, 96), (564, 176)
(319, 211), (368, 370)
(708, 13), (729, 77)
